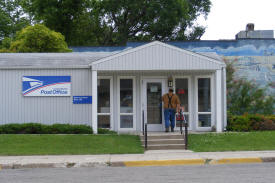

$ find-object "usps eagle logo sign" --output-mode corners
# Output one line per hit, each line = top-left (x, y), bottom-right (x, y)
(22, 76), (71, 96)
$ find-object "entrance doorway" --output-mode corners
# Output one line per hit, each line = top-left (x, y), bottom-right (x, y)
(142, 79), (166, 131)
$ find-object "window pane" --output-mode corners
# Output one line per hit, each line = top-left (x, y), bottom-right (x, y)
(176, 114), (189, 127)
(120, 115), (133, 128)
(98, 79), (110, 113)
(120, 79), (133, 113)
(98, 115), (110, 128)
(198, 78), (211, 112)
(147, 82), (162, 124)
(175, 79), (188, 112)
(198, 114), (211, 127)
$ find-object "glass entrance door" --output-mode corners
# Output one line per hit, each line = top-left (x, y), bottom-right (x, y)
(143, 79), (165, 131)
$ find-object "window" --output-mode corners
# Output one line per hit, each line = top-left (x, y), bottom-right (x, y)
(119, 77), (135, 129)
(97, 78), (112, 128)
(175, 78), (189, 127)
(197, 77), (211, 127)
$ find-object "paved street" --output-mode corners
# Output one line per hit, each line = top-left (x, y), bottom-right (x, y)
(1, 163), (275, 183)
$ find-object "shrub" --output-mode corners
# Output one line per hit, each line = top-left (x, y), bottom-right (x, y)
(0, 123), (93, 134)
(227, 114), (252, 131)
(227, 114), (275, 131)
(9, 24), (72, 53)
(0, 48), (12, 53)
(251, 115), (275, 131)
(98, 128), (117, 135)
(225, 61), (275, 115)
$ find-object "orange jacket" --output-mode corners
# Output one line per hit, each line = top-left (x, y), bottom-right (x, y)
(162, 93), (180, 109)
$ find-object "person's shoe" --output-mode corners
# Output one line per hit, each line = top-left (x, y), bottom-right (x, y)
(171, 128), (174, 132)
(165, 128), (169, 132)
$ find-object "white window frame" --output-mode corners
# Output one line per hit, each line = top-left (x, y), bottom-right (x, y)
(140, 76), (168, 132)
(97, 76), (113, 130)
(118, 76), (136, 131)
(173, 76), (192, 130)
(195, 75), (214, 131)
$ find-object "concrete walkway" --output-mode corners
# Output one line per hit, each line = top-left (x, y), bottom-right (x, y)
(1, 150), (275, 169)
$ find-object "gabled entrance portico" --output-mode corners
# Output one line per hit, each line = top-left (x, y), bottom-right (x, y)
(90, 41), (226, 134)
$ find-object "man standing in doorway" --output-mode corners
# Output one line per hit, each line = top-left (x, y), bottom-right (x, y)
(162, 88), (180, 132)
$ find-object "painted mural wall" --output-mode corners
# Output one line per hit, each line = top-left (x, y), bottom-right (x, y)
(167, 40), (275, 95)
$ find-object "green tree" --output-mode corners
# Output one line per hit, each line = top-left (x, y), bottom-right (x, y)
(226, 60), (275, 115)
(10, 24), (71, 52)
(0, 37), (13, 53)
(21, 0), (89, 45)
(0, 0), (30, 40)
(21, 0), (211, 46)
(92, 0), (211, 45)
(0, 7), (12, 40)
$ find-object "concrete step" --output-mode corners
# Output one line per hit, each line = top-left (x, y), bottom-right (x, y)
(141, 139), (184, 145)
(140, 133), (186, 150)
(144, 144), (185, 150)
(140, 135), (183, 140)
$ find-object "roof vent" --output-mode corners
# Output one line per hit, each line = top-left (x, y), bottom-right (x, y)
(246, 23), (254, 31)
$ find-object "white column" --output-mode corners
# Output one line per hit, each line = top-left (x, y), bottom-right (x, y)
(92, 70), (98, 134)
(222, 67), (227, 131)
(216, 69), (223, 132)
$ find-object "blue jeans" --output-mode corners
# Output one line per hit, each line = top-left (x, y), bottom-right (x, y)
(164, 108), (175, 129)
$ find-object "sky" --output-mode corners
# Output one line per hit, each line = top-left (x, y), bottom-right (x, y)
(199, 0), (275, 40)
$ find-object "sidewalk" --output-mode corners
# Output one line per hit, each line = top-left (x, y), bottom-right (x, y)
(1, 150), (275, 169)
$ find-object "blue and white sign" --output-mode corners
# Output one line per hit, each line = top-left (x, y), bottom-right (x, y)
(22, 76), (71, 96)
(73, 96), (92, 104)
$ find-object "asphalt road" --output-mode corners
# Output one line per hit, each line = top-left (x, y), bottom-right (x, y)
(1, 163), (275, 183)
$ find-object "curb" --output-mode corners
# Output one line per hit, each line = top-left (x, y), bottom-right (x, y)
(111, 157), (275, 167)
(0, 162), (108, 170)
(1, 157), (275, 170)
(122, 159), (205, 167)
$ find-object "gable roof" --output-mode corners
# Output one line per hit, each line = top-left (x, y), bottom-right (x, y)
(91, 41), (225, 71)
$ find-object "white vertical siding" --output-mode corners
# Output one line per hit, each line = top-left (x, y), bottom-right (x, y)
(0, 69), (93, 125)
(93, 44), (223, 71)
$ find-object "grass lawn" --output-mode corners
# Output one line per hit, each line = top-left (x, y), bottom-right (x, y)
(189, 131), (275, 152)
(0, 134), (144, 156)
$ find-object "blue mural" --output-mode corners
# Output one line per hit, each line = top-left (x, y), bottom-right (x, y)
(168, 40), (275, 56)
(167, 40), (275, 95)
(71, 39), (275, 95)
(163, 40), (274, 95)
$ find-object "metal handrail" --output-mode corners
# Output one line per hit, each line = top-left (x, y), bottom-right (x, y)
(142, 110), (145, 135)
(180, 117), (183, 135)
(177, 110), (188, 150)
(142, 110), (147, 149)
(145, 123), (147, 149)
(184, 117), (188, 150)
